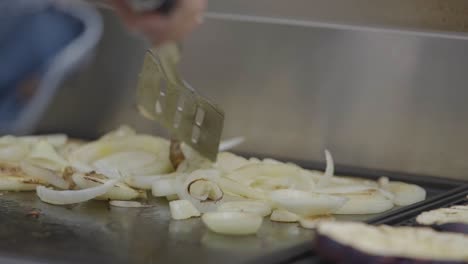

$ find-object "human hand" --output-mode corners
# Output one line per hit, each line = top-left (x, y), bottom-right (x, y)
(110, 0), (207, 46)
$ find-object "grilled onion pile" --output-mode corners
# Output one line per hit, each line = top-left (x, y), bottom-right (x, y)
(0, 126), (426, 235)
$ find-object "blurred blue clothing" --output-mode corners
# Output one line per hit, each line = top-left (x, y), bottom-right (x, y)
(0, 2), (83, 124)
(0, 0), (101, 134)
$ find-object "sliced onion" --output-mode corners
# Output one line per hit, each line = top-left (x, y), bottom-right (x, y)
(20, 134), (68, 147)
(329, 176), (379, 187)
(219, 137), (245, 152)
(169, 200), (201, 220)
(93, 151), (158, 177)
(125, 174), (174, 190)
(176, 158), (213, 174)
(36, 179), (118, 205)
(270, 189), (347, 216)
(152, 178), (177, 197)
(385, 182), (426, 206)
(225, 162), (313, 192)
(299, 215), (335, 229)
(317, 150), (334, 187)
(72, 173), (141, 201)
(176, 170), (224, 213)
(262, 158), (283, 165)
(166, 194), (179, 201)
(28, 140), (68, 171)
(20, 161), (69, 189)
(202, 212), (263, 236)
(99, 125), (136, 141)
(313, 185), (395, 201)
(226, 163), (302, 186)
(270, 209), (300, 223)
(0, 143), (29, 162)
(313, 185), (376, 194)
(416, 207), (468, 225)
(58, 140), (86, 158)
(109, 200), (151, 208)
(218, 201), (272, 217)
(378, 176), (390, 188)
(0, 176), (41, 191)
(451, 205), (468, 211)
(68, 135), (173, 177)
(188, 179), (223, 201)
(216, 177), (266, 200)
(248, 157), (261, 164)
(334, 190), (394, 214)
(215, 152), (249, 173)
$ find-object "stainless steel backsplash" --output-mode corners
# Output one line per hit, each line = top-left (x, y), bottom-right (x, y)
(38, 1), (468, 180)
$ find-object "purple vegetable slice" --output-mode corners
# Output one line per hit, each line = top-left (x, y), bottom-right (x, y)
(315, 221), (468, 264)
(416, 205), (468, 234)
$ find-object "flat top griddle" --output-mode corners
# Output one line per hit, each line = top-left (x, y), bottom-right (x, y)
(0, 159), (466, 264)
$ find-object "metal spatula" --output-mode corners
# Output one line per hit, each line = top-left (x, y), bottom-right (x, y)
(136, 43), (224, 161)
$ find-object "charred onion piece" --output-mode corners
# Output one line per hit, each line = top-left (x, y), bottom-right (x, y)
(315, 222), (468, 264)
(169, 139), (185, 170)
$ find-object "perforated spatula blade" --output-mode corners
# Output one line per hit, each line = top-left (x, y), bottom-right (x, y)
(136, 43), (224, 161)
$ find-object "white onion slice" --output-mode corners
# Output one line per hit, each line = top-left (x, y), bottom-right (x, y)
(0, 144), (29, 162)
(93, 151), (157, 177)
(215, 152), (249, 172)
(313, 185), (375, 194)
(72, 174), (141, 201)
(109, 200), (151, 208)
(314, 185), (395, 201)
(270, 209), (300, 223)
(317, 149), (334, 187)
(166, 194), (179, 201)
(99, 125), (136, 141)
(202, 212), (263, 236)
(20, 162), (69, 189)
(68, 135), (173, 177)
(125, 174), (174, 190)
(169, 200), (201, 220)
(20, 134), (68, 147)
(335, 190), (394, 214)
(36, 179), (118, 205)
(386, 182), (426, 206)
(219, 137), (245, 152)
(216, 177), (266, 200)
(28, 140), (68, 171)
(0, 176), (40, 191)
(225, 162), (314, 192)
(152, 178), (177, 197)
(176, 170), (224, 213)
(299, 215), (335, 229)
(451, 205), (468, 211)
(262, 158), (283, 165)
(218, 201), (272, 217)
(270, 189), (347, 216)
(416, 207), (468, 225)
